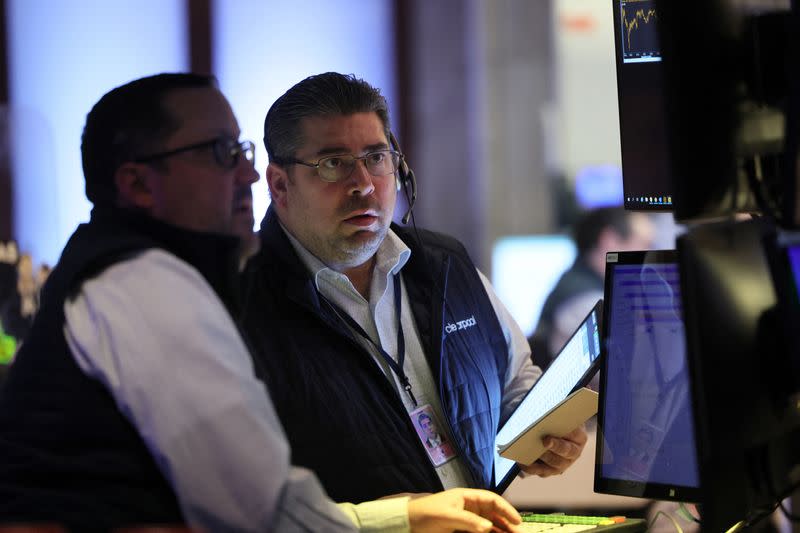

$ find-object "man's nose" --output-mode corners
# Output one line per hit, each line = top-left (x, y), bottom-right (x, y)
(236, 157), (260, 185)
(347, 160), (375, 196)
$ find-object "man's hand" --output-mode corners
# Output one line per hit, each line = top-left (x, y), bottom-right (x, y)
(519, 424), (588, 477)
(407, 488), (523, 533)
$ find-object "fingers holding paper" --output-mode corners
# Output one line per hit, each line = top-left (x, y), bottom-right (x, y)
(519, 424), (588, 478)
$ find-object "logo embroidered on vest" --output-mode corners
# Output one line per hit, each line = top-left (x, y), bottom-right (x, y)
(444, 315), (477, 334)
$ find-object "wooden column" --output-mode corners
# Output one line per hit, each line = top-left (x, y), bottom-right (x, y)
(187, 0), (213, 75)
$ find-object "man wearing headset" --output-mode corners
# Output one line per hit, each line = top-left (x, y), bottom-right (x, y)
(0, 73), (522, 533)
(240, 72), (588, 504)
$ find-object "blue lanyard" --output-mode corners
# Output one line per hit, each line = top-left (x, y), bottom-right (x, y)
(320, 274), (417, 407)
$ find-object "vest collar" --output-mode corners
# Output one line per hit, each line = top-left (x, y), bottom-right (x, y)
(85, 206), (241, 311)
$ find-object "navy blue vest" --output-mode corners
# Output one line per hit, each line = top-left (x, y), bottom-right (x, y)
(0, 209), (240, 531)
(240, 207), (508, 503)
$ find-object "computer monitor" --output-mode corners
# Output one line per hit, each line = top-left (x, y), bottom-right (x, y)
(765, 227), (800, 397)
(677, 218), (800, 531)
(610, 0), (673, 211)
(656, 1), (798, 224)
(594, 249), (701, 503)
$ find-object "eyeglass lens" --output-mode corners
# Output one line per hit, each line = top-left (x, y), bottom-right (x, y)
(214, 140), (255, 169)
(319, 151), (400, 182)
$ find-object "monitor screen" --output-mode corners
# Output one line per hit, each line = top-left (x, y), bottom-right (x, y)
(611, 0), (673, 211)
(765, 230), (800, 389)
(786, 242), (800, 286)
(595, 249), (700, 502)
(769, 231), (800, 296)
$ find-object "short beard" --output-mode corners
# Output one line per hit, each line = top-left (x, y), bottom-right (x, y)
(324, 223), (388, 272)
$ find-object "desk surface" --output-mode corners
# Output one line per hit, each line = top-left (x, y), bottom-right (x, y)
(502, 427), (648, 511)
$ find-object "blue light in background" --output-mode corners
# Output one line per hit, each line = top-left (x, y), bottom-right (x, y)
(491, 235), (576, 336)
(574, 164), (624, 209)
(7, 0), (187, 266)
(213, 0), (397, 229)
(7, 0), (396, 265)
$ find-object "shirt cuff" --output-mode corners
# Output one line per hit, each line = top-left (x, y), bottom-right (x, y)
(337, 496), (410, 533)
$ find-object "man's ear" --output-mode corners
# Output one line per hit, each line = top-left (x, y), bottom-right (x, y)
(266, 163), (290, 209)
(114, 162), (155, 210)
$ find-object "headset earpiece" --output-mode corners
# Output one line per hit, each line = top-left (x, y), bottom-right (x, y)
(389, 131), (418, 225)
(396, 158), (411, 191)
(390, 132), (410, 187)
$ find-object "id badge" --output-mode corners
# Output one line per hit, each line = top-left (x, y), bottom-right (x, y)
(410, 404), (457, 467)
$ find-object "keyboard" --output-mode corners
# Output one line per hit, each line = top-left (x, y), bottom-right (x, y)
(519, 513), (647, 532)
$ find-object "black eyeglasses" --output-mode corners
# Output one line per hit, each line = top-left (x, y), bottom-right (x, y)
(276, 149), (402, 183)
(135, 137), (255, 169)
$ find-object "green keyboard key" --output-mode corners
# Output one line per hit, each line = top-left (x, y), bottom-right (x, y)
(521, 513), (622, 526)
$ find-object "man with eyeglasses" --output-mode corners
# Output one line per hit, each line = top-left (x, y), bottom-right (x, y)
(0, 73), (523, 533)
(240, 72), (588, 504)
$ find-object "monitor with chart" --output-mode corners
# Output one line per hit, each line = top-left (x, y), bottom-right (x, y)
(610, 0), (672, 211)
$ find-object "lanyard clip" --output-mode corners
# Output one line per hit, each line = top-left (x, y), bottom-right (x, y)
(404, 382), (418, 407)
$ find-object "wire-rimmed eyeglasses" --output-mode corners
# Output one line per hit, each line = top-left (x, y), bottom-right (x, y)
(135, 137), (255, 169)
(275, 149), (402, 183)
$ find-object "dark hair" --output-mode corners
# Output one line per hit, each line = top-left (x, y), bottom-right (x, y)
(573, 207), (632, 253)
(81, 72), (218, 206)
(417, 412), (432, 425)
(263, 72), (391, 163)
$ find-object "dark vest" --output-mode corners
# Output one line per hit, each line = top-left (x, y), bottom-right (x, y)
(239, 207), (508, 503)
(0, 209), (240, 531)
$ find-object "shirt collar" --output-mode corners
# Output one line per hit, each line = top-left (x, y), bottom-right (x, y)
(279, 223), (411, 292)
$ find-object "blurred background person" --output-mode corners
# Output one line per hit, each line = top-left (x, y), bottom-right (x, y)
(0, 241), (17, 324)
(0, 252), (37, 344)
(35, 263), (52, 294)
(529, 206), (655, 370)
